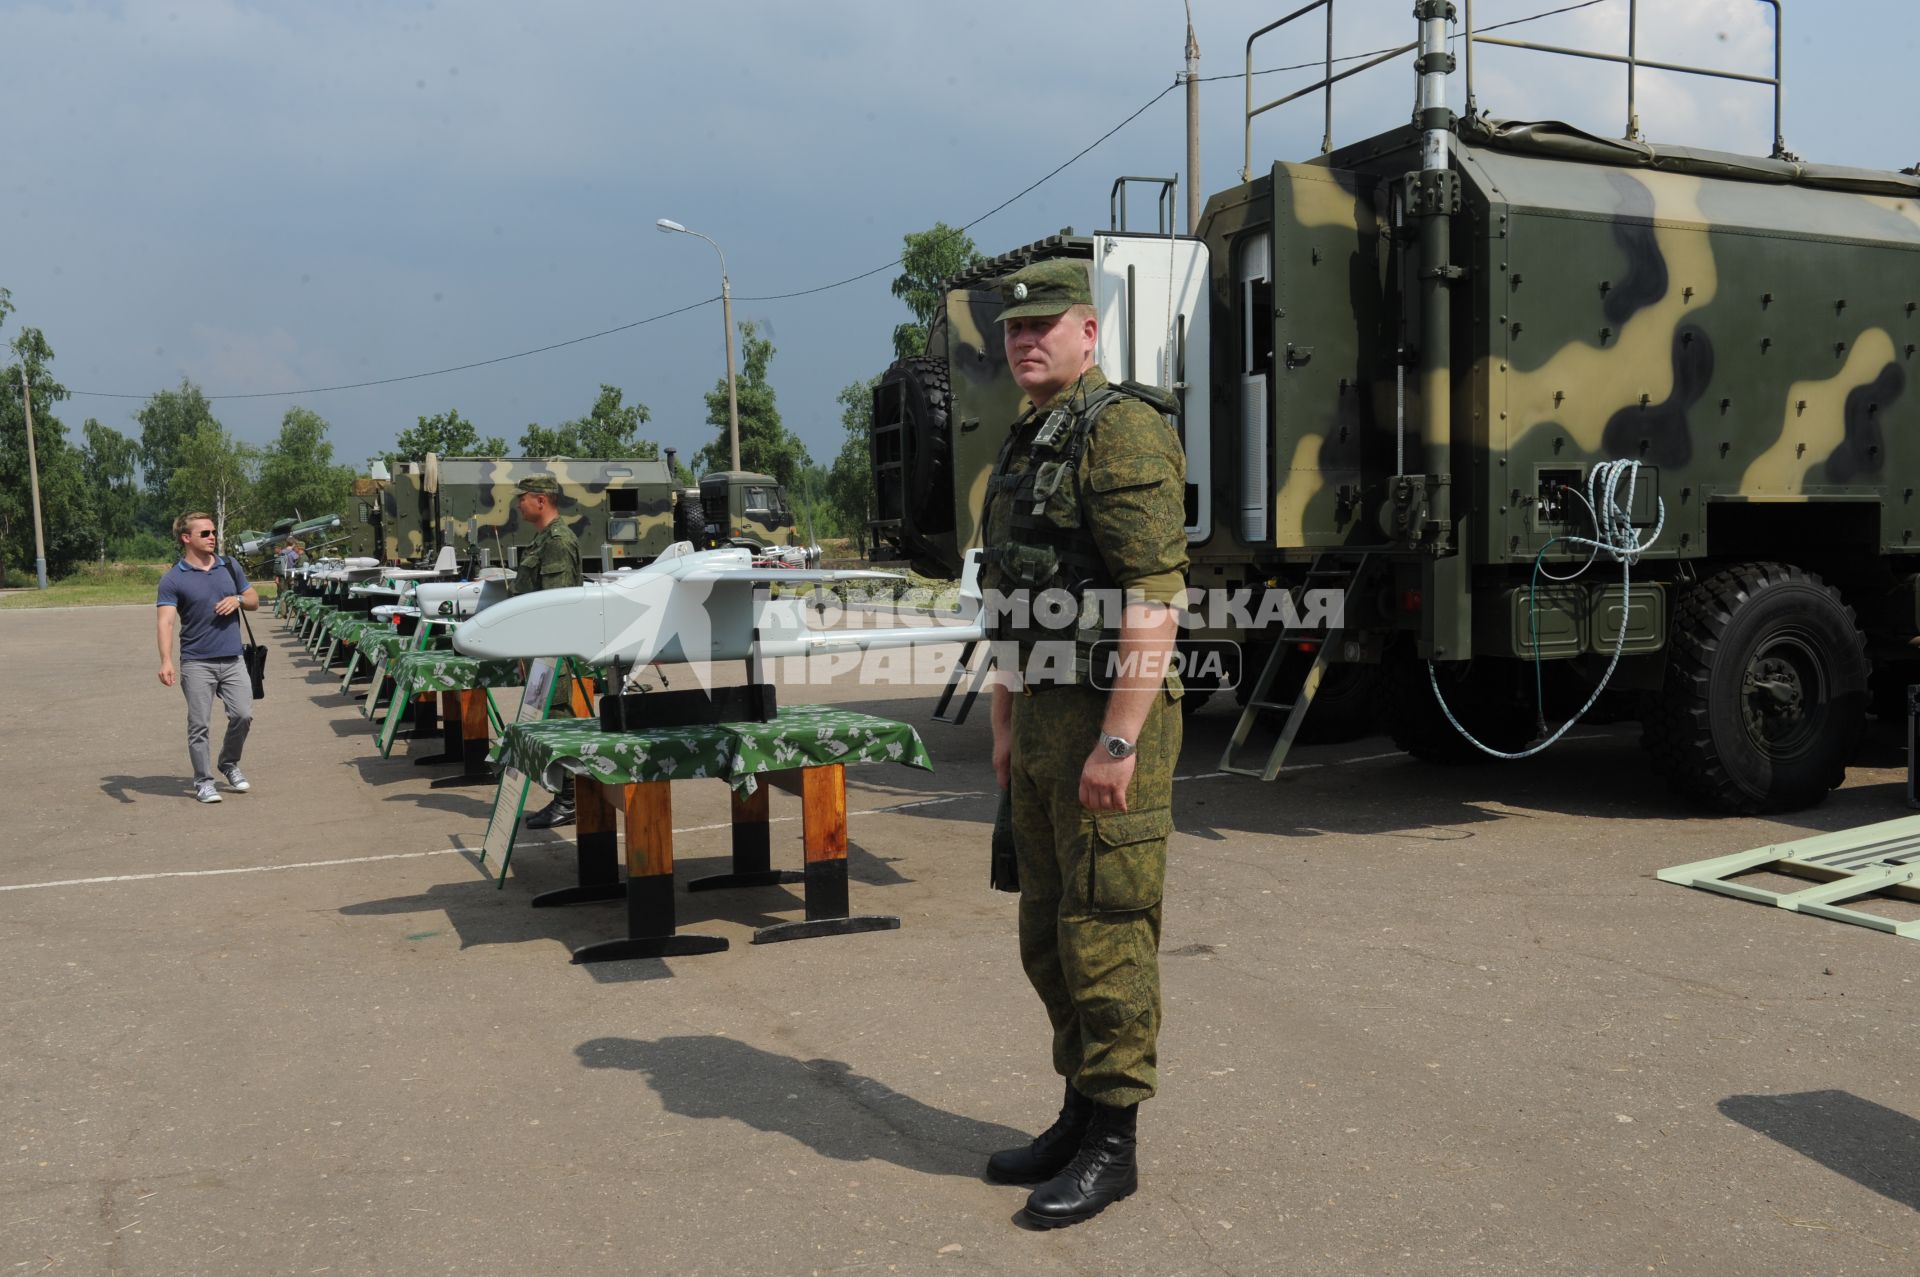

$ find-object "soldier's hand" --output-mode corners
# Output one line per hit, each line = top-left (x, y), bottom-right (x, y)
(1079, 750), (1135, 812)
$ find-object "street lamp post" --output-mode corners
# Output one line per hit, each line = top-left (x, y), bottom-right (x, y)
(656, 218), (740, 472)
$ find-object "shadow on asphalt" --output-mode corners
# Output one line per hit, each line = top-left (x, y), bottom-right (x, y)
(99, 773), (193, 803)
(575, 1034), (1028, 1177)
(1719, 1090), (1920, 1210)
(337, 845), (873, 973)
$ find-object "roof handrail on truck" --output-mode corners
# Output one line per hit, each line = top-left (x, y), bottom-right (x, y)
(1242, 0), (1414, 181)
(1463, 0), (1790, 159)
(1241, 0), (1791, 182)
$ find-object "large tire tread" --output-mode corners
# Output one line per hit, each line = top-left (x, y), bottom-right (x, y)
(1641, 561), (1867, 814)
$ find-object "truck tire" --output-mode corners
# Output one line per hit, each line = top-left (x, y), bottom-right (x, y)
(1385, 644), (1540, 764)
(876, 354), (955, 543)
(1642, 562), (1868, 813)
(674, 491), (704, 545)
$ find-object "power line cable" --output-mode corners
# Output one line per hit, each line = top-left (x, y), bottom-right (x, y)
(66, 0), (1610, 402)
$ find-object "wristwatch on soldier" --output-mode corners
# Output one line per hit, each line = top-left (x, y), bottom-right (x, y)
(1098, 731), (1137, 760)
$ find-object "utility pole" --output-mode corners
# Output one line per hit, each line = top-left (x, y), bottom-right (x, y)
(1185, 4), (1201, 233)
(19, 368), (49, 590)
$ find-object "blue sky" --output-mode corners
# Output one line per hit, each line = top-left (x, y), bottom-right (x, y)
(7, 0), (1913, 477)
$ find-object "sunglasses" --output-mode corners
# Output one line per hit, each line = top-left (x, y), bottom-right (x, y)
(191, 530), (217, 538)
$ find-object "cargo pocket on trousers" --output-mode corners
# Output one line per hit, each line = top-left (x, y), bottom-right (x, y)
(1088, 807), (1171, 912)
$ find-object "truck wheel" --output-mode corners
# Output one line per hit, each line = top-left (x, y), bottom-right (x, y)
(674, 492), (704, 544)
(876, 354), (955, 539)
(1385, 645), (1540, 764)
(1642, 563), (1868, 813)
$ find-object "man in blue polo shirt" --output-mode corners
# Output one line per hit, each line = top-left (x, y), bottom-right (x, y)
(156, 511), (260, 804)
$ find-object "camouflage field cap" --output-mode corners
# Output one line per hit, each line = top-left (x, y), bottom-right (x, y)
(516, 473), (560, 496)
(995, 260), (1092, 323)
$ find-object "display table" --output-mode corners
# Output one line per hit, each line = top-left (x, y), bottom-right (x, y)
(495, 704), (933, 961)
(381, 653), (523, 778)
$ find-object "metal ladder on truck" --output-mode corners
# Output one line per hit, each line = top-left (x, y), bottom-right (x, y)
(1218, 552), (1370, 781)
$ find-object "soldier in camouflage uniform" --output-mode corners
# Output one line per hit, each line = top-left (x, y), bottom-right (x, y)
(511, 473), (587, 828)
(979, 260), (1188, 1228)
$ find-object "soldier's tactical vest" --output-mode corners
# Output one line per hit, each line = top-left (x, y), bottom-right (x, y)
(981, 380), (1179, 683)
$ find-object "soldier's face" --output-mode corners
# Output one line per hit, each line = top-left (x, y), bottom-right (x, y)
(1003, 307), (1097, 401)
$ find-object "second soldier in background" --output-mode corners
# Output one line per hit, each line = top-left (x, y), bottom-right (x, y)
(511, 472), (584, 828)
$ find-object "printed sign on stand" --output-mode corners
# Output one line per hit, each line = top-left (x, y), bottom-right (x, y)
(478, 657), (564, 885)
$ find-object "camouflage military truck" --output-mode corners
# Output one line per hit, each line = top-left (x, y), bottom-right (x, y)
(691, 470), (815, 559)
(873, 0), (1916, 814)
(339, 453), (808, 574)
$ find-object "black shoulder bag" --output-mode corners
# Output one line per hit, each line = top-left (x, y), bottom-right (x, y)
(223, 556), (269, 699)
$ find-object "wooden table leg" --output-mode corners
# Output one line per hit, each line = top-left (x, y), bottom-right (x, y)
(752, 763), (900, 945)
(572, 781), (728, 963)
(413, 690), (462, 764)
(687, 781), (804, 892)
(532, 775), (624, 907)
(428, 690), (496, 787)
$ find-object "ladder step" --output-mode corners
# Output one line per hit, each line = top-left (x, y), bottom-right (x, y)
(1249, 701), (1295, 713)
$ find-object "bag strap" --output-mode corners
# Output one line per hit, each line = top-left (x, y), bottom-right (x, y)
(222, 556), (259, 647)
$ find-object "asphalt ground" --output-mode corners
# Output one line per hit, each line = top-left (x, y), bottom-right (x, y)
(3, 603), (1917, 1276)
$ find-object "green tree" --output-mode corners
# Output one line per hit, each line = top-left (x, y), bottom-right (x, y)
(826, 376), (879, 552)
(392, 408), (507, 462)
(692, 321), (810, 486)
(168, 423), (259, 551)
(135, 378), (217, 495)
(891, 222), (983, 359)
(0, 302), (98, 584)
(256, 406), (355, 521)
(81, 419), (142, 558)
(518, 384), (657, 458)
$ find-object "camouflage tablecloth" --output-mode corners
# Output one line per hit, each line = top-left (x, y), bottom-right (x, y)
(496, 703), (933, 797)
(389, 652), (524, 694)
(360, 631), (415, 666)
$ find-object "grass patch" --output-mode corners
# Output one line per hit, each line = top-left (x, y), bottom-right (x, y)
(0, 562), (279, 609)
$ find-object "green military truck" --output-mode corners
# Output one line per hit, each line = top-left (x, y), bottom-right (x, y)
(872, 1), (1914, 814)
(344, 453), (809, 574)
(691, 469), (815, 560)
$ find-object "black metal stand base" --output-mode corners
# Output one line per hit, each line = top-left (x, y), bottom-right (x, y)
(412, 752), (459, 766)
(751, 915), (900, 945)
(686, 868), (805, 892)
(571, 933), (728, 963)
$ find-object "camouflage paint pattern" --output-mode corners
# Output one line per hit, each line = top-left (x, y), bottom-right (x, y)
(432, 456), (677, 573)
(1010, 683), (1179, 1108)
(696, 471), (805, 551)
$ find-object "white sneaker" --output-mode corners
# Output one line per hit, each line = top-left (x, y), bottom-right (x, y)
(196, 781), (223, 804)
(221, 766), (251, 793)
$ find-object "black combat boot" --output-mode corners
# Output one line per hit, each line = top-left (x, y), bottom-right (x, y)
(1020, 1100), (1138, 1227)
(985, 1082), (1093, 1184)
(524, 777), (576, 830)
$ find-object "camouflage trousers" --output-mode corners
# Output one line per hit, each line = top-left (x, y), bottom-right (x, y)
(1010, 683), (1180, 1109)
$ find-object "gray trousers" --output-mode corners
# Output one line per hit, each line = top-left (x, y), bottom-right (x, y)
(181, 657), (253, 785)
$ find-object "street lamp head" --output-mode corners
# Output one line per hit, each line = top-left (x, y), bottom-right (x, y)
(656, 218), (687, 234)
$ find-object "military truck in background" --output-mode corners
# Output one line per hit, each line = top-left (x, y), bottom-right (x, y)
(871, 0), (1919, 814)
(694, 469), (816, 561)
(343, 451), (812, 575)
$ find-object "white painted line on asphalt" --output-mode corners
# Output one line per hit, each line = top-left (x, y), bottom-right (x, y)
(0, 848), (475, 892)
(0, 793), (991, 895)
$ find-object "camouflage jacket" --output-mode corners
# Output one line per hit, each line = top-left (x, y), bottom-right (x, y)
(511, 519), (582, 596)
(981, 365), (1189, 607)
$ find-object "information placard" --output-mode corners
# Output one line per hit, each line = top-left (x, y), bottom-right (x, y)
(477, 657), (564, 885)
